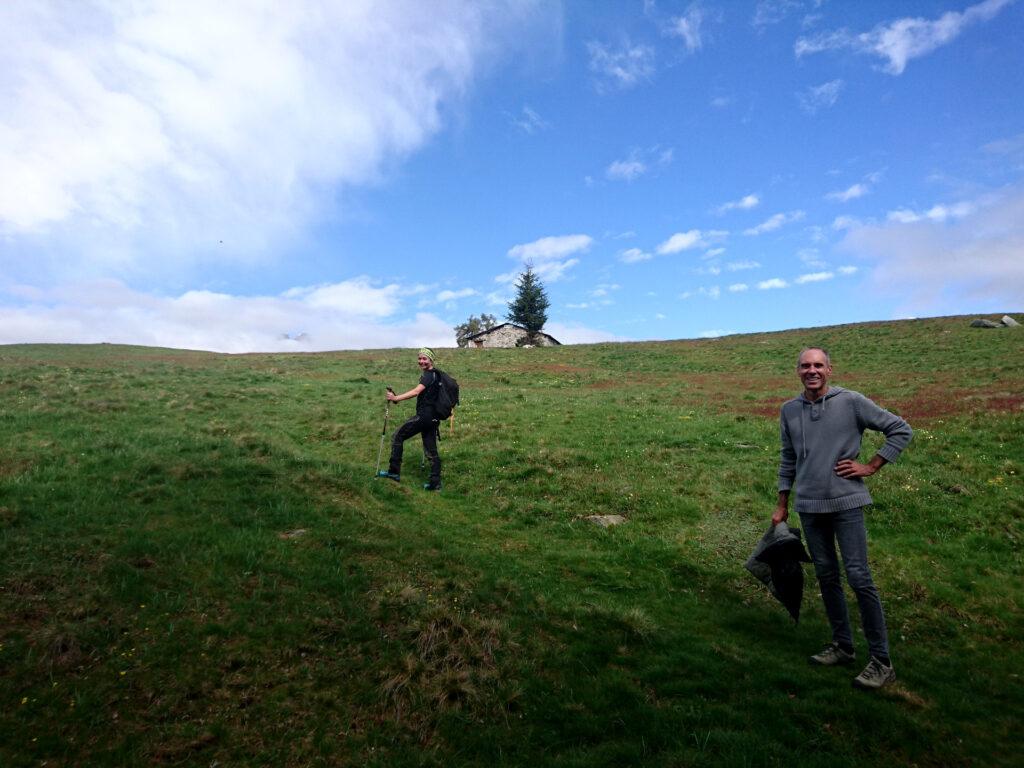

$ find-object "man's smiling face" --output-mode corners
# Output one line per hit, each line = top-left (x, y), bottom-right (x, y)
(797, 348), (831, 397)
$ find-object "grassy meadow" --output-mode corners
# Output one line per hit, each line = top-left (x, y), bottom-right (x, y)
(1, 315), (1022, 767)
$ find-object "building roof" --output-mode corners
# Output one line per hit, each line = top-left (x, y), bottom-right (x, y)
(462, 322), (561, 345)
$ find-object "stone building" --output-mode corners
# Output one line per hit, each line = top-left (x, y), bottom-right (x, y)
(462, 323), (561, 348)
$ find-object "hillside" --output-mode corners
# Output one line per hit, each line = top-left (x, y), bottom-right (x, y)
(1, 315), (1022, 767)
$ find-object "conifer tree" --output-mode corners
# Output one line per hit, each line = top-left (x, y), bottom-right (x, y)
(506, 265), (550, 339)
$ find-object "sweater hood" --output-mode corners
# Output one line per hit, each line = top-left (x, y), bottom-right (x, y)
(797, 385), (847, 404)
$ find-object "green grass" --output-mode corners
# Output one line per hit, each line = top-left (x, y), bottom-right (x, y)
(1, 315), (1022, 766)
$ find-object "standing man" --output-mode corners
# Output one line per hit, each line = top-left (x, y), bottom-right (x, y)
(376, 348), (443, 491)
(772, 347), (912, 690)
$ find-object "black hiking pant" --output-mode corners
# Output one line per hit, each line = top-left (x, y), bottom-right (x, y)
(388, 414), (441, 484)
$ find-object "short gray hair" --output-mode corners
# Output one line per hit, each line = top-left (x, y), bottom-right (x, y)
(797, 347), (831, 365)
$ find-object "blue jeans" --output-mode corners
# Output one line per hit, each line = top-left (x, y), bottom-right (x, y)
(799, 507), (890, 660)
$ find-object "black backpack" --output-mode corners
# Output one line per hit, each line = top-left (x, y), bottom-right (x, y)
(432, 368), (460, 420)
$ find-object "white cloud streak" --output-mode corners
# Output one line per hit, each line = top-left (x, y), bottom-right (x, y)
(714, 193), (760, 214)
(726, 259), (761, 271)
(436, 288), (477, 302)
(744, 211), (805, 235)
(827, 183), (869, 202)
(620, 247), (653, 264)
(758, 278), (788, 290)
(656, 229), (728, 254)
(795, 271), (834, 284)
(508, 234), (593, 263)
(511, 105), (549, 135)
(795, 0), (1014, 75)
(886, 201), (976, 223)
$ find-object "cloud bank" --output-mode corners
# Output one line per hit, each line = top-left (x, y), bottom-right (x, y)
(839, 188), (1024, 313)
(0, 278), (455, 352)
(0, 0), (535, 278)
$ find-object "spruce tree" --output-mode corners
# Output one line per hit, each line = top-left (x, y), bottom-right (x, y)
(506, 265), (550, 338)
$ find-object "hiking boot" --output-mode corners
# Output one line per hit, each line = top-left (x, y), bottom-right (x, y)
(376, 471), (400, 482)
(853, 657), (896, 690)
(423, 480), (442, 492)
(810, 642), (856, 666)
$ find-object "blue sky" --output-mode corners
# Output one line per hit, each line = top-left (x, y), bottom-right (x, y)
(2, 0), (1022, 351)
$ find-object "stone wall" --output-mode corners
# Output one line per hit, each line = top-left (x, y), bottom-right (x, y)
(469, 324), (559, 348)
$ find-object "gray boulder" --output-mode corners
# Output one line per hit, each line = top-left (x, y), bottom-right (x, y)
(971, 319), (1001, 328)
(1001, 315), (1019, 327)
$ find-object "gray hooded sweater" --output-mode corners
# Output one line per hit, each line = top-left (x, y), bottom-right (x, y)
(779, 386), (912, 514)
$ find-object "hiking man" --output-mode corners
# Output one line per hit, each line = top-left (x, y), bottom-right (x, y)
(376, 348), (443, 491)
(772, 347), (912, 690)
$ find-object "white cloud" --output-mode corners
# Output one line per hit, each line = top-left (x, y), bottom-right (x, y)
(703, 247), (727, 259)
(657, 229), (728, 254)
(0, 1), (536, 277)
(696, 266), (722, 276)
(607, 159), (647, 182)
(886, 201), (976, 223)
(699, 286), (721, 299)
(287, 278), (402, 316)
(798, 79), (844, 114)
(795, 0), (1014, 75)
(606, 146), (674, 182)
(591, 283), (620, 298)
(826, 183), (869, 202)
(508, 234), (593, 262)
(495, 258), (580, 285)
(795, 271), (834, 284)
(744, 211), (805, 235)
(0, 277), (455, 352)
(833, 215), (862, 230)
(753, 0), (803, 29)
(666, 5), (706, 52)
(838, 265), (858, 275)
(728, 283), (749, 292)
(726, 259), (760, 271)
(798, 248), (827, 269)
(511, 105), (549, 135)
(485, 290), (510, 307)
(840, 188), (1024, 312)
(533, 259), (581, 283)
(436, 288), (477, 302)
(710, 95), (733, 108)
(758, 278), (788, 290)
(620, 247), (653, 264)
(698, 329), (733, 338)
(714, 193), (760, 215)
(587, 40), (656, 91)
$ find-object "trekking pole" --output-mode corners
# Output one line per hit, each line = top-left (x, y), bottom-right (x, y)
(449, 407), (456, 437)
(375, 387), (394, 476)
